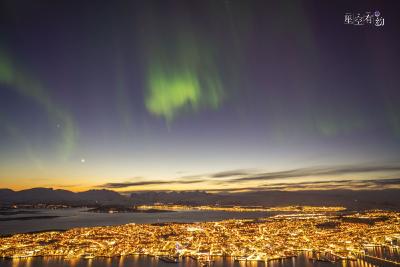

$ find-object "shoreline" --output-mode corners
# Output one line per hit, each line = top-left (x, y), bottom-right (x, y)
(2, 249), (399, 266)
(0, 215), (61, 222)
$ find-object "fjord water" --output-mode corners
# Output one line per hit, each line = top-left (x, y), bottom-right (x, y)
(0, 254), (382, 267)
(0, 208), (277, 235)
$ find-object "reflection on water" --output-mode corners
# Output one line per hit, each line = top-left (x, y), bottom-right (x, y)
(366, 246), (400, 262)
(0, 253), (385, 267)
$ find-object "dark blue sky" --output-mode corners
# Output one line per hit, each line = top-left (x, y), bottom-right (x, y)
(0, 0), (400, 191)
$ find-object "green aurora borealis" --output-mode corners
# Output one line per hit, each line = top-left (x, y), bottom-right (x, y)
(0, 48), (77, 161)
(143, 22), (224, 121)
(0, 1), (400, 191)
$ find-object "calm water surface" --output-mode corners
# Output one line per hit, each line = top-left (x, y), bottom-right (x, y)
(0, 254), (382, 267)
(0, 208), (278, 235)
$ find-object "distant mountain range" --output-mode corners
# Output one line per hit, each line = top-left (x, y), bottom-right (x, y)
(0, 188), (127, 205)
(1, 187), (400, 209)
(130, 189), (400, 209)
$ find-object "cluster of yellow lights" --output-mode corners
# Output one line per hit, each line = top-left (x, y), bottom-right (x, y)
(137, 205), (346, 213)
(0, 209), (399, 264)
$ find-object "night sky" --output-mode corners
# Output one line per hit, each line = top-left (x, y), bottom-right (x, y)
(1, 0), (400, 192)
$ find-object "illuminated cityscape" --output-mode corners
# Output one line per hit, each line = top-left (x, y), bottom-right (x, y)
(1, 207), (399, 266)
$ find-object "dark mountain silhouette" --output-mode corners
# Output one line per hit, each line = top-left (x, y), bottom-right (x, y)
(130, 189), (400, 210)
(0, 188), (127, 205)
(210, 189), (400, 209)
(130, 190), (215, 205)
(0, 189), (15, 199)
(77, 189), (126, 203)
(1, 187), (400, 209)
(15, 188), (76, 203)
